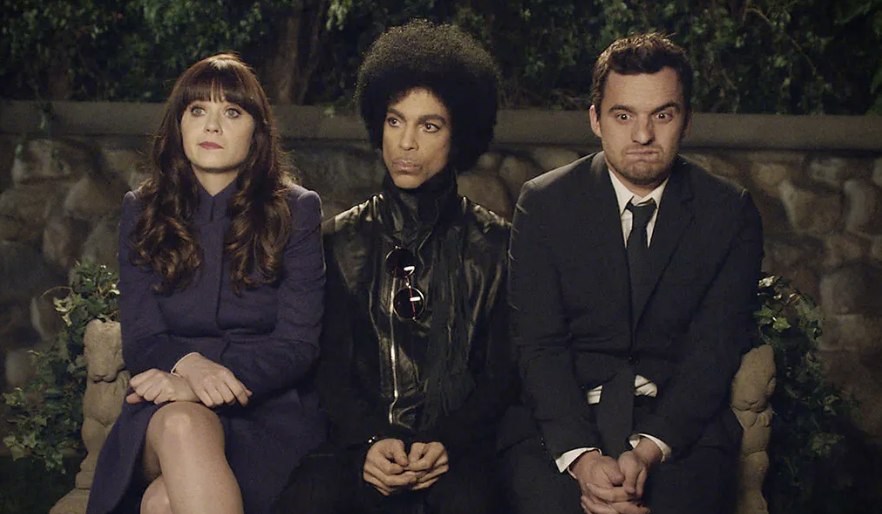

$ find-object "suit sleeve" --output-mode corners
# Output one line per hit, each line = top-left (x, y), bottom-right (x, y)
(509, 182), (603, 457)
(219, 189), (325, 400)
(636, 190), (764, 457)
(118, 192), (213, 375)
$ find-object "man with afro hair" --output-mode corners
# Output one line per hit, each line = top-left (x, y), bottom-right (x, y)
(274, 19), (516, 514)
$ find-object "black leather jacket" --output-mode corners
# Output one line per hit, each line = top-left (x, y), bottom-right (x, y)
(317, 171), (515, 457)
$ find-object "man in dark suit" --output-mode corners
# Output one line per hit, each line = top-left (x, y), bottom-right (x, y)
(502, 33), (764, 514)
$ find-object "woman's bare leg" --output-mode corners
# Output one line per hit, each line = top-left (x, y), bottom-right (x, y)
(141, 477), (171, 514)
(141, 402), (243, 514)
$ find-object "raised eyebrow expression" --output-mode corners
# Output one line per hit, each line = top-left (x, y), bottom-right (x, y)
(386, 108), (449, 131)
(607, 101), (682, 119)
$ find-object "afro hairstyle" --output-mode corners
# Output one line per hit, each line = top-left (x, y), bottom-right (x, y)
(355, 19), (500, 172)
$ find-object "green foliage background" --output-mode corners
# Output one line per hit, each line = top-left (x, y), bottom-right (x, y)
(753, 276), (878, 513)
(0, 0), (289, 101)
(3, 261), (119, 473)
(1, 0), (880, 113)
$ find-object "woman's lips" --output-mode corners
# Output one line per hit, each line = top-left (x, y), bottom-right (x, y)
(199, 142), (222, 149)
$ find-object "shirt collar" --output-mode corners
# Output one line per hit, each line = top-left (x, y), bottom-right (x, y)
(608, 169), (669, 216)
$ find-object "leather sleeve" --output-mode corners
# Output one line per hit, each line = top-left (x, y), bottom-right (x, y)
(316, 232), (393, 447)
(421, 246), (519, 455)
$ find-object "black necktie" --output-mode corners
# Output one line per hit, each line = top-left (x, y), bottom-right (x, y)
(626, 200), (656, 311)
(596, 200), (657, 456)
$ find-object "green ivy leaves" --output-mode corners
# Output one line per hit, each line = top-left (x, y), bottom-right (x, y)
(755, 274), (859, 513)
(3, 260), (119, 473)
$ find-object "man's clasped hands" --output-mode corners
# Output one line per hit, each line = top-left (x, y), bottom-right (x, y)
(363, 439), (449, 496)
(571, 438), (664, 514)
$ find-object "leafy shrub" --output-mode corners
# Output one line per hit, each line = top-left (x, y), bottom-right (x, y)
(754, 275), (871, 513)
(1, 0), (879, 113)
(3, 260), (119, 472)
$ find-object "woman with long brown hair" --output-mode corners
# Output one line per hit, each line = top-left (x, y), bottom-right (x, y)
(87, 54), (325, 514)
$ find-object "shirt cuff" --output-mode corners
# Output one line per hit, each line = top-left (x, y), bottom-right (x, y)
(629, 433), (672, 462)
(171, 352), (201, 375)
(556, 447), (600, 476)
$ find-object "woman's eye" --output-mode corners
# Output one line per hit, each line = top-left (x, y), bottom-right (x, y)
(424, 123), (439, 132)
(226, 108), (241, 118)
(386, 117), (400, 126)
(190, 106), (205, 116)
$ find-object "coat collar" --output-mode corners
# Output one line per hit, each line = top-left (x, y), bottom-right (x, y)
(193, 177), (239, 223)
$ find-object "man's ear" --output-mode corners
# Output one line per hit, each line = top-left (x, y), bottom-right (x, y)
(589, 104), (603, 139)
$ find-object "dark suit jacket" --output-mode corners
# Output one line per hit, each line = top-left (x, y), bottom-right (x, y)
(505, 152), (763, 461)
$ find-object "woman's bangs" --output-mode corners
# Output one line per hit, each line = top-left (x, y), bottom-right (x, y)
(179, 66), (261, 116)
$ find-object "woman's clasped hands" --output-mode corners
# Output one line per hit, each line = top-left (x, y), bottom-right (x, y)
(126, 353), (252, 407)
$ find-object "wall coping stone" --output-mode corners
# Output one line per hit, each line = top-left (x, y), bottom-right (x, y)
(2, 100), (881, 151)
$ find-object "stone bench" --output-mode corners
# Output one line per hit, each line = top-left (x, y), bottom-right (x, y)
(50, 319), (775, 514)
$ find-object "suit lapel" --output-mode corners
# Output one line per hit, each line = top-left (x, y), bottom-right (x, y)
(631, 159), (694, 328)
(586, 154), (628, 249)
(580, 154), (632, 310)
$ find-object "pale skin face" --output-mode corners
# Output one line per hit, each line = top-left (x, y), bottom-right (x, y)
(180, 97), (256, 195)
(590, 67), (692, 197)
(382, 87), (452, 189)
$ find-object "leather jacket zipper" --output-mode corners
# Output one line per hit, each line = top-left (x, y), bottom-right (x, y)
(388, 279), (400, 425)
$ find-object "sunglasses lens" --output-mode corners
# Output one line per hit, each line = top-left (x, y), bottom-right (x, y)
(393, 286), (425, 320)
(385, 248), (416, 279)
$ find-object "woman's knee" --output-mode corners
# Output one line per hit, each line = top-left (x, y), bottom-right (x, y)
(146, 402), (224, 450)
(141, 477), (172, 514)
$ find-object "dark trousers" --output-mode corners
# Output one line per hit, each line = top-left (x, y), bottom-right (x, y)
(274, 444), (506, 514)
(502, 434), (738, 514)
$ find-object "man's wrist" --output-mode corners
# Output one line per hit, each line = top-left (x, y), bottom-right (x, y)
(569, 449), (602, 479)
(557, 447), (600, 474)
(630, 433), (671, 462)
(632, 438), (663, 467)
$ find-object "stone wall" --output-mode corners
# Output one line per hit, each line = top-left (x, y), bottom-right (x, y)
(1, 102), (882, 448)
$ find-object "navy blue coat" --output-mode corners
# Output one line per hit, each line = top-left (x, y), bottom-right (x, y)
(87, 181), (326, 514)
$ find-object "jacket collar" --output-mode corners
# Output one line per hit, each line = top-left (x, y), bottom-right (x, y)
(193, 177), (239, 223)
(381, 168), (459, 246)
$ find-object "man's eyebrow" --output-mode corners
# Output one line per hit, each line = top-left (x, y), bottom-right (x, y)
(652, 101), (682, 114)
(387, 107), (449, 125)
(606, 101), (682, 114)
(606, 104), (633, 113)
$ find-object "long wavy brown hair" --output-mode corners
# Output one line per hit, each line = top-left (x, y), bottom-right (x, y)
(131, 54), (294, 294)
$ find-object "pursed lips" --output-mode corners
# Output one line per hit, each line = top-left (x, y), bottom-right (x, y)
(625, 149), (660, 159)
(391, 159), (420, 172)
